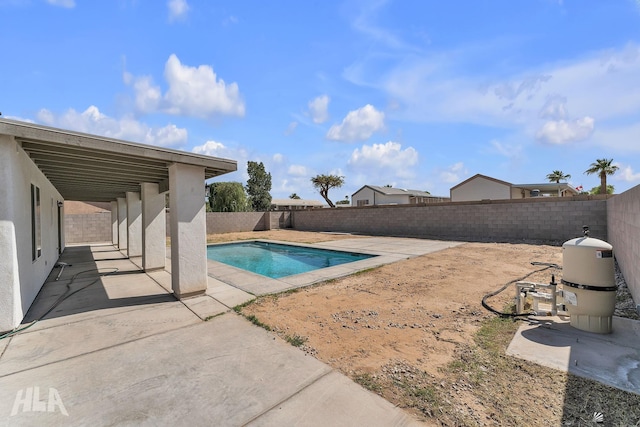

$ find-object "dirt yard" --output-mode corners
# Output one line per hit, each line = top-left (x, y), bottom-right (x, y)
(211, 230), (640, 426)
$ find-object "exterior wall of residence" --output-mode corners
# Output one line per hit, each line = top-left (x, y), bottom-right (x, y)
(451, 177), (511, 202)
(291, 196), (609, 243)
(352, 187), (376, 206)
(512, 187), (526, 199)
(607, 185), (640, 305)
(65, 213), (112, 243)
(0, 136), (64, 331)
(352, 187), (411, 206)
(374, 194), (409, 205)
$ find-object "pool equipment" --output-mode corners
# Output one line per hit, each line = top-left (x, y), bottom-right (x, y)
(514, 274), (564, 317)
(561, 226), (616, 334)
(514, 226), (616, 334)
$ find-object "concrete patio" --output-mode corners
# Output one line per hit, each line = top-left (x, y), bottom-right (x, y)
(0, 237), (460, 426)
(507, 315), (640, 395)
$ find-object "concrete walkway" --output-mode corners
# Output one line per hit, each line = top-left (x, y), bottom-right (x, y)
(507, 316), (640, 395)
(0, 238), (456, 426)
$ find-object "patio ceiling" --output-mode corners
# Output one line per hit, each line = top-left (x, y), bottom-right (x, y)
(1, 119), (237, 202)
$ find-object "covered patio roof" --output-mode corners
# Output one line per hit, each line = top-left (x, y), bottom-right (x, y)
(0, 118), (236, 202)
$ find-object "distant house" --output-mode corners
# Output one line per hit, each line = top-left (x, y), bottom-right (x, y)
(270, 198), (324, 210)
(450, 174), (579, 202)
(351, 185), (449, 207)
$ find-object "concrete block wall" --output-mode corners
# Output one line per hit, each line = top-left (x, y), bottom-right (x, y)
(607, 184), (640, 305)
(64, 212), (112, 243)
(206, 212), (267, 234)
(270, 211), (291, 230)
(292, 197), (609, 243)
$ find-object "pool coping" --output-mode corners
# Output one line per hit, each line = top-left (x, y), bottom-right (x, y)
(206, 237), (463, 297)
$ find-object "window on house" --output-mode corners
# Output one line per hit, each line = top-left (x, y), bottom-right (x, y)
(31, 184), (42, 261)
(357, 199), (369, 207)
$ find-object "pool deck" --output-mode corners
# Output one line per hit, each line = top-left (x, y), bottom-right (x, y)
(0, 236), (460, 426)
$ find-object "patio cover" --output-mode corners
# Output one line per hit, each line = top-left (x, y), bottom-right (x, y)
(0, 118), (236, 202)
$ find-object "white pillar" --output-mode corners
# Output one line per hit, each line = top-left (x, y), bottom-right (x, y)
(169, 163), (207, 298)
(141, 183), (166, 271)
(110, 201), (118, 246)
(117, 197), (127, 250)
(126, 191), (142, 258)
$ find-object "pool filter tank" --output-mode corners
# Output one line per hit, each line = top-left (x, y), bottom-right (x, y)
(561, 226), (616, 334)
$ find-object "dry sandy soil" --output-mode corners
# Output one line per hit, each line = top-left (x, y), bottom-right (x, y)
(210, 230), (640, 426)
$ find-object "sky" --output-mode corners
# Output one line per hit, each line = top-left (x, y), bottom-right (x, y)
(2, 0), (640, 202)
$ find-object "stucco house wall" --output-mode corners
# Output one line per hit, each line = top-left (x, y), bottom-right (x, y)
(450, 175), (511, 202)
(511, 187), (525, 199)
(0, 135), (64, 331)
(374, 193), (409, 205)
(352, 187), (376, 206)
(352, 186), (420, 206)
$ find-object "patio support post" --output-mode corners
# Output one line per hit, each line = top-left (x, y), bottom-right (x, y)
(117, 197), (127, 251)
(141, 182), (166, 271)
(169, 163), (207, 298)
(110, 201), (118, 246)
(126, 191), (142, 258)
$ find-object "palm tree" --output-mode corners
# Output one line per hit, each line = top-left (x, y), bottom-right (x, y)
(546, 170), (571, 183)
(585, 158), (619, 194)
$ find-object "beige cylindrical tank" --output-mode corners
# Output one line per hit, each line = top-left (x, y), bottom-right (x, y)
(561, 234), (616, 334)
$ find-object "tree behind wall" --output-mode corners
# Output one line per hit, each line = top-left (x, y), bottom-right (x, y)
(546, 170), (571, 183)
(589, 184), (615, 195)
(311, 174), (345, 208)
(246, 161), (272, 211)
(585, 158), (618, 194)
(208, 182), (249, 212)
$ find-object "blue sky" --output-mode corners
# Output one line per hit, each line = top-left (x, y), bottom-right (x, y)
(2, 0), (640, 201)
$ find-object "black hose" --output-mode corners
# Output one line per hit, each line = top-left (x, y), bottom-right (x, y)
(481, 262), (561, 318)
(0, 267), (118, 340)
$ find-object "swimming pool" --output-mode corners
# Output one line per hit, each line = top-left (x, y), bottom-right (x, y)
(206, 241), (376, 279)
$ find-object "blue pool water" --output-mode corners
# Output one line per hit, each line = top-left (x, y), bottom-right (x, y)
(206, 241), (375, 279)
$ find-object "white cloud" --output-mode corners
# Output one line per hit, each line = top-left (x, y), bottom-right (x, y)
(439, 162), (467, 184)
(168, 0), (189, 22)
(346, 35), (640, 151)
(288, 165), (309, 176)
(538, 94), (568, 119)
(616, 165), (640, 182)
(46, 0), (75, 8)
(127, 54), (245, 119)
(36, 106), (188, 148)
(284, 121), (298, 136)
(192, 140), (246, 161)
(308, 95), (330, 124)
(348, 141), (418, 181)
(132, 75), (162, 113)
(536, 116), (595, 144)
(327, 104), (385, 142)
(272, 153), (284, 163)
(164, 54), (244, 117)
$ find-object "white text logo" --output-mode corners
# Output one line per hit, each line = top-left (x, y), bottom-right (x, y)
(11, 387), (68, 416)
